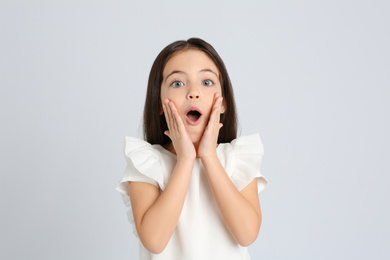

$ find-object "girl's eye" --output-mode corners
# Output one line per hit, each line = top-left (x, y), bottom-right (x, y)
(202, 79), (214, 87)
(171, 81), (184, 88)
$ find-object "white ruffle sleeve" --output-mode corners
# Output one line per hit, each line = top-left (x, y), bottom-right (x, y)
(218, 134), (268, 192)
(116, 137), (164, 237)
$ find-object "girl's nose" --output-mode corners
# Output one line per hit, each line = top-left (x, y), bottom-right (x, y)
(187, 86), (200, 100)
(187, 93), (200, 99)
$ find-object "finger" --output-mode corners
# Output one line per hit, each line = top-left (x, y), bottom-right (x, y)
(207, 106), (218, 126)
(163, 103), (172, 132)
(212, 92), (220, 107)
(205, 108), (220, 136)
(209, 94), (221, 116)
(214, 107), (221, 130)
(165, 99), (176, 133)
(212, 95), (223, 114)
(165, 101), (177, 137)
(217, 96), (223, 110)
(210, 97), (223, 127)
(217, 97), (223, 125)
(218, 96), (223, 110)
(169, 101), (184, 131)
(168, 101), (178, 133)
(162, 103), (169, 127)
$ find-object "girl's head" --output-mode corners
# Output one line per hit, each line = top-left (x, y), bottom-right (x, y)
(143, 37), (237, 145)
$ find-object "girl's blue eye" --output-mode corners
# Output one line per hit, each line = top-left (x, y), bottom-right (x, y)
(202, 79), (214, 87)
(171, 81), (184, 88)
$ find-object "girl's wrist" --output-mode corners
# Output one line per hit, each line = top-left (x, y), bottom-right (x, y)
(176, 155), (196, 164)
(175, 157), (196, 175)
(199, 152), (218, 162)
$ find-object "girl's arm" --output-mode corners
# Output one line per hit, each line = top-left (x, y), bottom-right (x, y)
(198, 94), (262, 246)
(129, 158), (193, 254)
(129, 99), (196, 254)
(200, 157), (262, 247)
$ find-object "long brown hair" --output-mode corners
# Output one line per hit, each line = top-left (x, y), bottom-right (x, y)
(143, 37), (237, 145)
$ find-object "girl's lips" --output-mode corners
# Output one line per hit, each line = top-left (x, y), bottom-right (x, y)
(185, 107), (202, 125)
(186, 114), (202, 125)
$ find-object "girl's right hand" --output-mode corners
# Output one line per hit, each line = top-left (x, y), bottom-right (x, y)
(163, 99), (196, 161)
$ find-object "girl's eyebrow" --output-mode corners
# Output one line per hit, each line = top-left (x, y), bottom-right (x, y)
(200, 69), (219, 77)
(164, 68), (219, 83)
(165, 70), (185, 82)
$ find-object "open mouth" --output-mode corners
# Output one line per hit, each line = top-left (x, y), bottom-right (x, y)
(186, 110), (202, 124)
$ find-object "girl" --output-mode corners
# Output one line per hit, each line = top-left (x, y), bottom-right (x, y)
(116, 38), (268, 259)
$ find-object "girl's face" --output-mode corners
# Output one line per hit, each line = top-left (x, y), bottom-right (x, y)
(161, 48), (224, 144)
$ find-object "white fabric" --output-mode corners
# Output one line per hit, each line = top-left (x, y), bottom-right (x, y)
(116, 134), (268, 260)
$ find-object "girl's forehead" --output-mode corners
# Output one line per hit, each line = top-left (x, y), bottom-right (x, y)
(163, 49), (220, 76)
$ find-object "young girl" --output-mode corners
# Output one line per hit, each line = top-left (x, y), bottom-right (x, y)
(116, 38), (268, 259)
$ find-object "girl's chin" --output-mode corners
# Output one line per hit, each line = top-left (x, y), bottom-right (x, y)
(187, 129), (204, 145)
(189, 134), (201, 145)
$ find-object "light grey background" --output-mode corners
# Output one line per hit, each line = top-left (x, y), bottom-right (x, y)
(1, 0), (389, 259)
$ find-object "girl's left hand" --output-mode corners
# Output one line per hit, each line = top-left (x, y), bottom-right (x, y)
(197, 93), (224, 158)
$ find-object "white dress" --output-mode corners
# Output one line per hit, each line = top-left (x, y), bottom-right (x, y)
(116, 134), (268, 260)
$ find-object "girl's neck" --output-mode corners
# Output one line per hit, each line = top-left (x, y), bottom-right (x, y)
(163, 141), (200, 157)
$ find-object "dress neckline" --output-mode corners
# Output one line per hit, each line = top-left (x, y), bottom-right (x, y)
(154, 142), (222, 160)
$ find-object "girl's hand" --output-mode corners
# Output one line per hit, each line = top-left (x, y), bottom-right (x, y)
(163, 99), (196, 161)
(198, 93), (224, 158)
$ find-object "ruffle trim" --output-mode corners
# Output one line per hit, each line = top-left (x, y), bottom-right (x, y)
(116, 137), (164, 238)
(230, 134), (268, 192)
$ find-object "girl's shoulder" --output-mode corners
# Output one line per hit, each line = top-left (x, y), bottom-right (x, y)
(123, 136), (173, 160)
(217, 134), (267, 192)
(217, 133), (264, 156)
(118, 137), (174, 195)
